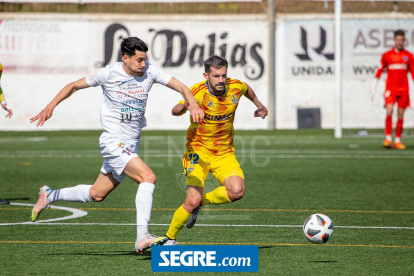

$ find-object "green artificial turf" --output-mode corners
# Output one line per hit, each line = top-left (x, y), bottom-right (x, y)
(0, 130), (413, 275)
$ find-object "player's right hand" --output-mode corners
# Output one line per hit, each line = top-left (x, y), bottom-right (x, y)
(30, 106), (54, 127)
(188, 103), (205, 123)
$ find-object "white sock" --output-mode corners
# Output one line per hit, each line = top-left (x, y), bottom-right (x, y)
(136, 182), (155, 240)
(47, 185), (93, 203)
(395, 137), (401, 143)
(386, 135), (392, 141)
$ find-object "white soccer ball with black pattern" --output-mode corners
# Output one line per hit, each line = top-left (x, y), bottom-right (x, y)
(303, 214), (334, 244)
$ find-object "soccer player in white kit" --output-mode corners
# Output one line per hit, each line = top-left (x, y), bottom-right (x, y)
(30, 37), (204, 253)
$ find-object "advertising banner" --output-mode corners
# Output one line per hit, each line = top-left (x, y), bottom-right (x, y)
(280, 18), (414, 129)
(0, 16), (267, 130)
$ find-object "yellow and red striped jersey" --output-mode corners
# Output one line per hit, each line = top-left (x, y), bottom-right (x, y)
(180, 77), (248, 155)
(0, 63), (5, 103)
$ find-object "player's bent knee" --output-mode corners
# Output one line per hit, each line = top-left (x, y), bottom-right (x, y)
(143, 173), (157, 184)
(131, 172), (157, 184)
(230, 190), (245, 202)
(90, 193), (106, 202)
(186, 196), (202, 210)
(229, 184), (245, 202)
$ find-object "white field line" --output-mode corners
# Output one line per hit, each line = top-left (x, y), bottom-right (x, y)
(8, 203), (88, 224)
(2, 149), (414, 154)
(1, 154), (413, 159)
(1, 149), (414, 159)
(0, 137), (47, 143)
(3, 203), (412, 229)
(1, 221), (414, 230)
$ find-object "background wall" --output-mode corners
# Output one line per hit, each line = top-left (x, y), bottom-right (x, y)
(1, 13), (413, 131)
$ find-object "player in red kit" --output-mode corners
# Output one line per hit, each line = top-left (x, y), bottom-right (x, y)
(371, 30), (414, 150)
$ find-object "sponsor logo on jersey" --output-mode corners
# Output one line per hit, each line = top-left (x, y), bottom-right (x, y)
(207, 101), (214, 107)
(90, 69), (99, 76)
(388, 63), (407, 70)
(205, 111), (235, 121)
(118, 142), (125, 148)
(231, 94), (239, 105)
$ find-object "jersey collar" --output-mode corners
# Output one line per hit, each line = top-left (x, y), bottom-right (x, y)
(206, 81), (226, 97)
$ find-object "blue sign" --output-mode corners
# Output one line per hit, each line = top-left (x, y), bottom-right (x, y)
(151, 245), (259, 272)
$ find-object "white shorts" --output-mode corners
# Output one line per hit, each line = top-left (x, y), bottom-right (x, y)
(99, 131), (140, 183)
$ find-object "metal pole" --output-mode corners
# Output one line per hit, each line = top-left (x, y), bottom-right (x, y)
(268, 0), (276, 130)
(334, 0), (342, 138)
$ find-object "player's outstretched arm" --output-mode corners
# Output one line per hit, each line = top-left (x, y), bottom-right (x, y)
(0, 88), (13, 119)
(30, 78), (90, 127)
(370, 78), (379, 101)
(244, 83), (268, 119)
(172, 101), (190, 116)
(166, 77), (204, 122)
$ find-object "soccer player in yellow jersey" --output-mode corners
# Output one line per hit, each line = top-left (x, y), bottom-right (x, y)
(0, 63), (13, 119)
(0, 62), (12, 204)
(164, 55), (268, 244)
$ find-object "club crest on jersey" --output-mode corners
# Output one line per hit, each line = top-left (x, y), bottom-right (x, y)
(207, 101), (214, 107)
(187, 164), (195, 173)
(231, 94), (239, 105)
(403, 56), (408, 62)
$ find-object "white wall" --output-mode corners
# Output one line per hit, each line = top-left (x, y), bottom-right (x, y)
(1, 13), (414, 131)
(0, 14), (268, 131)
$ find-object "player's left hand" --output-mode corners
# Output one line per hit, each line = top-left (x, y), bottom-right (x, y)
(254, 105), (268, 119)
(188, 103), (205, 123)
(1, 103), (12, 119)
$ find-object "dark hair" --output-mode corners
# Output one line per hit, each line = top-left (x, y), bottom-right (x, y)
(120, 37), (148, 57)
(394, 30), (405, 38)
(204, 55), (228, 73)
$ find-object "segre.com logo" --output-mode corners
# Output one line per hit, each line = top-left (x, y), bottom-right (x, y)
(151, 245), (258, 272)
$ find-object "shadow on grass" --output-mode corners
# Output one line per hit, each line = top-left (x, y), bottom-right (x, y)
(46, 251), (151, 259)
(259, 245), (294, 250)
(5, 197), (30, 201)
(310, 261), (338, 263)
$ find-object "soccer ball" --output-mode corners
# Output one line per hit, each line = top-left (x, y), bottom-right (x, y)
(303, 213), (334, 244)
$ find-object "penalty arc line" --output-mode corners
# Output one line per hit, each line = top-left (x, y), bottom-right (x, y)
(7, 203), (88, 225)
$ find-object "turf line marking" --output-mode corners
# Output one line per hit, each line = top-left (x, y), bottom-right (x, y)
(2, 222), (414, 230)
(1, 154), (414, 159)
(8, 203), (87, 224)
(0, 240), (412, 248)
(3, 206), (414, 214)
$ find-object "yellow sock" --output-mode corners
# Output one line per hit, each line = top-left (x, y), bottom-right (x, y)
(202, 186), (231, 206)
(166, 205), (191, 240)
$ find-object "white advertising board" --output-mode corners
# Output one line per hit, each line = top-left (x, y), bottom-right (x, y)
(0, 16), (268, 131)
(279, 17), (414, 129)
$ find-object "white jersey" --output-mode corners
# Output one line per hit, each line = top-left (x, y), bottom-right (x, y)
(86, 62), (172, 139)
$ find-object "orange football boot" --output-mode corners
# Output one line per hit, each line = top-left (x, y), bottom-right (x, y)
(382, 139), (392, 149)
(394, 142), (406, 150)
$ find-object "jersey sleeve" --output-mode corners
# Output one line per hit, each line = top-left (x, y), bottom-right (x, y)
(149, 64), (172, 85)
(410, 54), (414, 80)
(375, 53), (387, 78)
(85, 66), (110, 87)
(178, 100), (186, 105)
(240, 81), (248, 96)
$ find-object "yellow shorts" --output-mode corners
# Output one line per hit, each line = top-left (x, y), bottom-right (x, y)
(182, 150), (244, 187)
